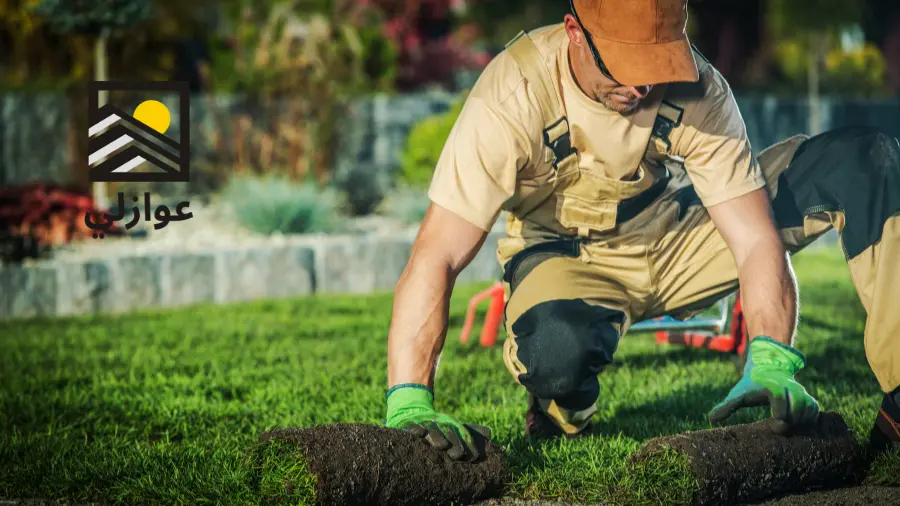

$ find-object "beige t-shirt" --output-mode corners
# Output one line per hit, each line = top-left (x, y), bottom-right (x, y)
(427, 23), (764, 232)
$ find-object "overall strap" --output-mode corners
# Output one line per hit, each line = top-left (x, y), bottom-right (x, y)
(503, 29), (678, 221)
(504, 31), (575, 215)
(505, 30), (563, 134)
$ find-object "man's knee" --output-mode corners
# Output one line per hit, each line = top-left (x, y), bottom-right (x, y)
(508, 299), (624, 407)
(789, 127), (899, 181)
(783, 127), (900, 258)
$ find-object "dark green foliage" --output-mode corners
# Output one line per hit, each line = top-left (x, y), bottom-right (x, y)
(32, 0), (154, 35)
(768, 0), (864, 35)
(398, 95), (466, 189)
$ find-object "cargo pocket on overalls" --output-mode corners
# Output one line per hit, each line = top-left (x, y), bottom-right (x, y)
(557, 166), (655, 236)
(554, 91), (676, 237)
(556, 175), (616, 236)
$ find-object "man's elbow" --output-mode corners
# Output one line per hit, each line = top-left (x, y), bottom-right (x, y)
(407, 202), (490, 279)
(707, 189), (785, 267)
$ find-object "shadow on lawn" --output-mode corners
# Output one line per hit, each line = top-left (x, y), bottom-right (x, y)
(589, 344), (882, 442)
(498, 383), (728, 457)
(799, 314), (853, 334)
(1, 387), (262, 445)
(496, 384), (732, 481)
(610, 345), (728, 371)
(589, 383), (729, 441)
(802, 340), (882, 393)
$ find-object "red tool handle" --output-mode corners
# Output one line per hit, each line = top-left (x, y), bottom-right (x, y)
(460, 282), (502, 344)
(479, 284), (506, 347)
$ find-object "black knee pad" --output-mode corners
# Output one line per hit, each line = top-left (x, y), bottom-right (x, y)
(510, 299), (624, 410)
(784, 126), (900, 258)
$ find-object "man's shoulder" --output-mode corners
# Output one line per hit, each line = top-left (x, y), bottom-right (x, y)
(660, 46), (752, 161)
(467, 24), (567, 113)
(665, 46), (731, 108)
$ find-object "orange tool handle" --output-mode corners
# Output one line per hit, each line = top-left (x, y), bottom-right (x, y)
(460, 282), (504, 344)
(659, 331), (737, 352)
(479, 285), (506, 347)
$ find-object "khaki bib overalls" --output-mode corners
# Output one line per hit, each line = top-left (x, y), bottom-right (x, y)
(493, 31), (900, 435)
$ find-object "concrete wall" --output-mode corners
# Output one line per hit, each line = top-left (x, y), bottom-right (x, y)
(0, 94), (72, 187)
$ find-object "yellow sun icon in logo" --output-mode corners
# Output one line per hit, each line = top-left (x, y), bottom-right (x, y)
(132, 99), (171, 134)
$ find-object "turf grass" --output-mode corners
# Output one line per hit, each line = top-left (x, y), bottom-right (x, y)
(1, 245), (897, 505)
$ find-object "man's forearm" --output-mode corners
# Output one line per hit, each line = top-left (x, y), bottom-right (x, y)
(737, 238), (799, 346)
(387, 254), (455, 388)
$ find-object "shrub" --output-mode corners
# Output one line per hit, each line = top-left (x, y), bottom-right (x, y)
(773, 37), (888, 96)
(377, 185), (431, 225)
(210, 1), (399, 185)
(398, 93), (467, 189)
(0, 183), (118, 263)
(218, 175), (343, 235)
(823, 42), (887, 95)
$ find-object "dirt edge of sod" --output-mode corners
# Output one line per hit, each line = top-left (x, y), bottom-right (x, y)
(624, 412), (872, 506)
(250, 423), (510, 506)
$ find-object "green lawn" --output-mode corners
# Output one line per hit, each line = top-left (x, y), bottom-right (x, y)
(1, 246), (897, 505)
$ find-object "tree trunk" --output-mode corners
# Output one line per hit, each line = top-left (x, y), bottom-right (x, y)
(93, 31), (109, 210)
(886, 15), (900, 94)
(807, 32), (827, 136)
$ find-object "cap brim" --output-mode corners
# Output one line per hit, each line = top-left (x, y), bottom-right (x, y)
(593, 37), (699, 87)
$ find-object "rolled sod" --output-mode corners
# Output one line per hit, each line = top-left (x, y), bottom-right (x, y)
(756, 485), (900, 506)
(627, 412), (868, 506)
(251, 423), (510, 506)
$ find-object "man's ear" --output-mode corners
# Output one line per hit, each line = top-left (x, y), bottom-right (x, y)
(562, 14), (584, 46)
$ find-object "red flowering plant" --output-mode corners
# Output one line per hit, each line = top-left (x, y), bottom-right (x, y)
(368, 0), (491, 90)
(0, 183), (123, 262)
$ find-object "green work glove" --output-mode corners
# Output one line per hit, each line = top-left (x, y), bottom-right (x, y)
(708, 336), (820, 433)
(385, 383), (490, 462)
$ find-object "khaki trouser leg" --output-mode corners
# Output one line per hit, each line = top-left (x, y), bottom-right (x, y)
(846, 214), (900, 392)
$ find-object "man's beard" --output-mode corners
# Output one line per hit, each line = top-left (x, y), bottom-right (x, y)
(597, 89), (641, 113)
(574, 47), (644, 113)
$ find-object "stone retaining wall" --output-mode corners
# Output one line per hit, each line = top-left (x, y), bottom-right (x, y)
(0, 228), (840, 322)
(4, 91), (900, 191)
(0, 230), (505, 321)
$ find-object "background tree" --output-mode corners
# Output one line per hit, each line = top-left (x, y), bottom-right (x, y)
(29, 0), (220, 205)
(0, 0), (93, 90)
(33, 0), (155, 102)
(32, 0), (154, 207)
(862, 0), (900, 94)
(204, 0), (400, 204)
(766, 0), (886, 133)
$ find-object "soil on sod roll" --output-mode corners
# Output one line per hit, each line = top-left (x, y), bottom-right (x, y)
(753, 485), (900, 505)
(629, 412), (868, 506)
(473, 500), (603, 506)
(255, 423), (510, 506)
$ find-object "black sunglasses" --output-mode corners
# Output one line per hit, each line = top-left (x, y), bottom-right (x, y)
(569, 0), (619, 83)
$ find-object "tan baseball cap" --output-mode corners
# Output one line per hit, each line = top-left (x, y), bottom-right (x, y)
(571, 0), (699, 86)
